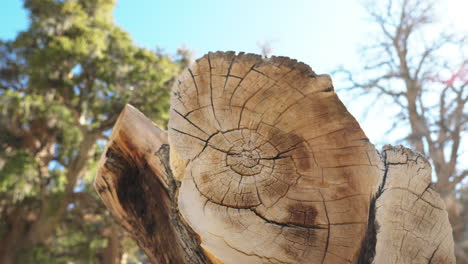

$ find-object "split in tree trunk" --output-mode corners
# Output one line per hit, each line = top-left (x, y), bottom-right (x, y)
(94, 52), (455, 264)
(94, 105), (211, 264)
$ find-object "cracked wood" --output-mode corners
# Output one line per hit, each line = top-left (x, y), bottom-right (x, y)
(95, 51), (455, 264)
(170, 52), (381, 263)
(94, 105), (212, 264)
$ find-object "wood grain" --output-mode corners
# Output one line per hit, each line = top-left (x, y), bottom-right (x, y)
(170, 52), (380, 263)
(94, 105), (212, 264)
(95, 52), (455, 264)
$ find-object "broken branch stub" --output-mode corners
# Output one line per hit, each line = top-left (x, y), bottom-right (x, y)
(94, 105), (211, 264)
(95, 51), (455, 264)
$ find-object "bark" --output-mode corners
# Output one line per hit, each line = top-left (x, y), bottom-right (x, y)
(95, 52), (455, 263)
(100, 226), (122, 264)
(0, 207), (29, 264)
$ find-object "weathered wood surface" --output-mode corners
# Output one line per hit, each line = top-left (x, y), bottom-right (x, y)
(94, 105), (212, 264)
(94, 52), (455, 264)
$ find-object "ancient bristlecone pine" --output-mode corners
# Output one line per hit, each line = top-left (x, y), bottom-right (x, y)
(94, 52), (455, 264)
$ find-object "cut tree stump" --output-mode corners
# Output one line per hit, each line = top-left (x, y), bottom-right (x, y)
(94, 52), (455, 264)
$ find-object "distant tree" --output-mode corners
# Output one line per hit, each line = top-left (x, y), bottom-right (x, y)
(0, 0), (184, 263)
(257, 40), (274, 58)
(338, 0), (467, 261)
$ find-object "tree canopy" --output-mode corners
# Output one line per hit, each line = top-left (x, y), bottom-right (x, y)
(338, 0), (467, 261)
(0, 0), (185, 262)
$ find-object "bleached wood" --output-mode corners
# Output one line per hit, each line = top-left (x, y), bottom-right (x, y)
(95, 52), (455, 264)
(94, 105), (212, 264)
(372, 146), (454, 263)
(168, 51), (454, 263)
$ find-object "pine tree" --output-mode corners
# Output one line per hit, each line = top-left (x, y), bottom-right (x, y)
(0, 0), (184, 262)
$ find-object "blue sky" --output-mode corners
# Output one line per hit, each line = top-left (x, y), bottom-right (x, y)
(0, 0), (370, 73)
(2, 0), (465, 76)
(111, 0), (369, 73)
(0, 0), (466, 146)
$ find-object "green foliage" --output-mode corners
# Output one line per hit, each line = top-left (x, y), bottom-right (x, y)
(19, 220), (110, 264)
(0, 90), (80, 205)
(0, 149), (38, 202)
(0, 0), (185, 262)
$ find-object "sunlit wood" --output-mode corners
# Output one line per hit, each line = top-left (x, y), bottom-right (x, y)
(95, 52), (455, 264)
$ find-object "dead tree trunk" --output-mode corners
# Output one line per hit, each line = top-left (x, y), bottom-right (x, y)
(94, 52), (455, 264)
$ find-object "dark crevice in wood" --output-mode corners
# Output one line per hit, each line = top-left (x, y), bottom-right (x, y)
(322, 86), (334, 92)
(357, 193), (380, 264)
(187, 68), (200, 107)
(427, 240), (441, 264)
(154, 144), (212, 264)
(100, 138), (212, 264)
(319, 191), (330, 264)
(357, 150), (389, 264)
(173, 108), (210, 136)
(223, 54), (237, 91)
(249, 206), (325, 230)
(207, 54), (223, 129)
